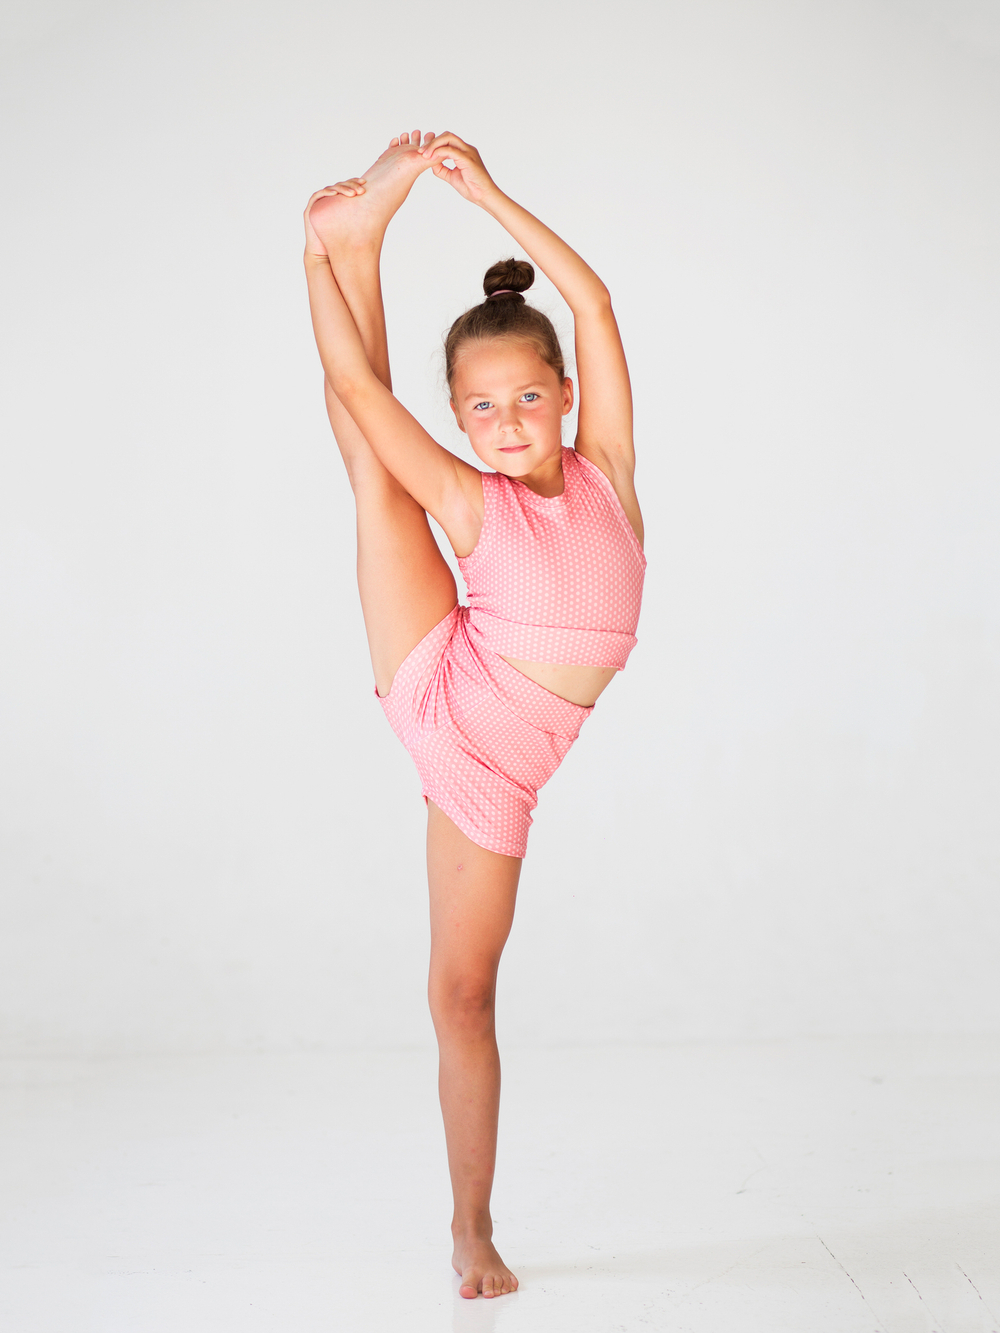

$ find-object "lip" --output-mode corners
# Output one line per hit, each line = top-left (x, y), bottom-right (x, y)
(497, 444), (531, 453)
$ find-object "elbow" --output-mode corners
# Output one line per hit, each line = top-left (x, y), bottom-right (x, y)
(324, 361), (367, 402)
(577, 282), (613, 317)
(325, 363), (375, 408)
(326, 368), (355, 401)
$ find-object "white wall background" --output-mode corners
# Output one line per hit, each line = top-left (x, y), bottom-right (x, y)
(1, 0), (997, 1056)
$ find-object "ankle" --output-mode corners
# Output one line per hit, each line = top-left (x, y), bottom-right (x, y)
(327, 237), (383, 268)
(452, 1213), (493, 1242)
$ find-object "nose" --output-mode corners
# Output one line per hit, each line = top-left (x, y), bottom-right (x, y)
(496, 406), (521, 434)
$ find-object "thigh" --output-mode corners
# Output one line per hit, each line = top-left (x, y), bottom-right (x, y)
(328, 384), (458, 697)
(353, 461), (458, 698)
(427, 801), (522, 999)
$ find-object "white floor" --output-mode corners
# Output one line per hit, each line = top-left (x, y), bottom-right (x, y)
(1, 1037), (998, 1333)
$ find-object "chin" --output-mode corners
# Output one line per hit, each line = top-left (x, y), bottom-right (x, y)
(496, 444), (560, 471)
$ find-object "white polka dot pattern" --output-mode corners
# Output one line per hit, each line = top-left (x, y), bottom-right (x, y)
(458, 447), (646, 670)
(379, 606), (592, 858)
(377, 448), (646, 858)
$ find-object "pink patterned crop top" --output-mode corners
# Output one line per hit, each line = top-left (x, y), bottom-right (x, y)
(458, 446), (646, 670)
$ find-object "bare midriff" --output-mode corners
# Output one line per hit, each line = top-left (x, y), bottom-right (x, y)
(501, 658), (618, 708)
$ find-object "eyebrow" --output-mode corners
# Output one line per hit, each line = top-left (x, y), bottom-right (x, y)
(462, 383), (547, 402)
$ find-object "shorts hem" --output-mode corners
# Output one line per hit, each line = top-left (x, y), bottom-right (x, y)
(422, 788), (527, 860)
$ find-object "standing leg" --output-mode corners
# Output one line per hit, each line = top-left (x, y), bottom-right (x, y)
(427, 801), (522, 1299)
(314, 133), (457, 695)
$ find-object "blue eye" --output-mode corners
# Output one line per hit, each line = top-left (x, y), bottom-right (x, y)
(474, 401), (492, 411)
(522, 393), (539, 402)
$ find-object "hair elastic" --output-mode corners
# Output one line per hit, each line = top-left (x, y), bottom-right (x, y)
(488, 289), (517, 298)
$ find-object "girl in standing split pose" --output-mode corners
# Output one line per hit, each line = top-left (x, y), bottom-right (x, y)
(303, 130), (645, 1299)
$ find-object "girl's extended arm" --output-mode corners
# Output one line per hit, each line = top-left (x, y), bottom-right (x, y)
(422, 134), (638, 504)
(303, 193), (483, 554)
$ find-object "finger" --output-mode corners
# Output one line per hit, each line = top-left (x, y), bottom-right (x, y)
(312, 184), (347, 199)
(427, 150), (467, 172)
(424, 142), (474, 166)
(424, 144), (464, 164)
(320, 177), (367, 196)
(424, 129), (468, 149)
(421, 130), (470, 157)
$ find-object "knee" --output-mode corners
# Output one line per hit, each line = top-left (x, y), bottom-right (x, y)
(429, 974), (496, 1039)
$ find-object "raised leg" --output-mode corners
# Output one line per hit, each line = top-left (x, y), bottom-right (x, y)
(311, 139), (518, 1298)
(315, 134), (457, 697)
(426, 801), (521, 1299)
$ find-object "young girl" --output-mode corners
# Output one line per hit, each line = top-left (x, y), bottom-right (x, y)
(303, 130), (645, 1299)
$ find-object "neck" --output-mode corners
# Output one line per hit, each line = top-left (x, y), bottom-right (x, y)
(511, 448), (565, 497)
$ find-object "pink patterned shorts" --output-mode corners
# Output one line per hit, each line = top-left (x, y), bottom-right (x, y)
(377, 605), (593, 858)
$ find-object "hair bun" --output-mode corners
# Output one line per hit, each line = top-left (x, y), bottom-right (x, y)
(446, 260), (566, 390)
(483, 257), (534, 300)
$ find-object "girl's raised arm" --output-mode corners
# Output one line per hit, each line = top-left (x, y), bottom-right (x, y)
(422, 133), (639, 529)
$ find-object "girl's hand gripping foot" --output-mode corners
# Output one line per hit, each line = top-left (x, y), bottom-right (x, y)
(303, 179), (368, 258)
(305, 130), (435, 258)
(421, 131), (499, 207)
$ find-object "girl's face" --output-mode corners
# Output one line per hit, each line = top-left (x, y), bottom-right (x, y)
(449, 339), (573, 478)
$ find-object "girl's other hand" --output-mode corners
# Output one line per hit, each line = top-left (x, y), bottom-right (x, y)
(421, 132), (498, 205)
(303, 179), (367, 257)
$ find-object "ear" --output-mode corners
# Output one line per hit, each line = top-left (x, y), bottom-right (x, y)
(449, 399), (467, 434)
(561, 377), (575, 416)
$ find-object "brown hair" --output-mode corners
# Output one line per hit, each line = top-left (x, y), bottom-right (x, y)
(444, 258), (565, 395)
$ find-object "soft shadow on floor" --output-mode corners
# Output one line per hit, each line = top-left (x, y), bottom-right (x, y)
(514, 1204), (1000, 1332)
(2, 1041), (998, 1332)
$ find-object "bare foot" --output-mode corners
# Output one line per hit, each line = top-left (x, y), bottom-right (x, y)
(452, 1234), (519, 1299)
(308, 130), (433, 252)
